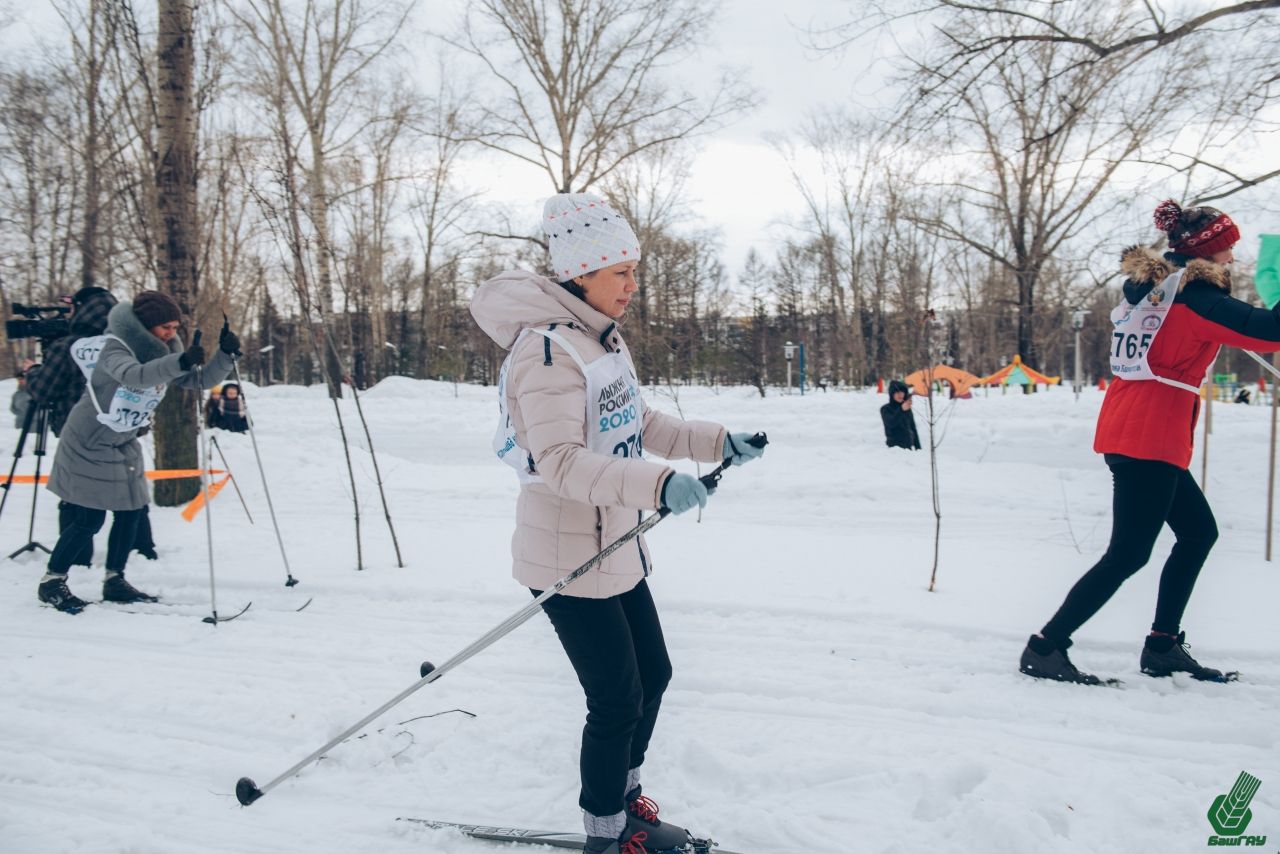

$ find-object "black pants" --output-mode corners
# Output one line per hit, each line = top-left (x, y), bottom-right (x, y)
(57, 501), (154, 567)
(1041, 458), (1218, 643)
(532, 580), (673, 819)
(49, 503), (147, 575)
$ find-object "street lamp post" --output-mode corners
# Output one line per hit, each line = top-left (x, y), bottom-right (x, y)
(784, 341), (795, 395)
(1071, 309), (1090, 401)
(783, 341), (806, 396)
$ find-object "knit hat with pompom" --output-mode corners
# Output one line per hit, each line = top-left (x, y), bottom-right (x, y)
(1153, 199), (1240, 259)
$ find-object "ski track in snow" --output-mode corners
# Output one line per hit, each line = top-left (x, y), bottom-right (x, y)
(1, 378), (1278, 853)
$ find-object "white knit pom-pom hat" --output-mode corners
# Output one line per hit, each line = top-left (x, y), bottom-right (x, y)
(542, 193), (641, 281)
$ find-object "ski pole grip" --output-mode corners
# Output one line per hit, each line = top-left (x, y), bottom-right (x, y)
(192, 330), (202, 346)
(745, 432), (768, 449)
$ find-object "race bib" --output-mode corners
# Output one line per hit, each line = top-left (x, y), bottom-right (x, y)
(74, 334), (168, 433)
(493, 327), (644, 483)
(1109, 269), (1203, 393)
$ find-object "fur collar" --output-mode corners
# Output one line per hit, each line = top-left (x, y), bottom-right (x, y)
(1119, 245), (1231, 293)
(107, 301), (182, 363)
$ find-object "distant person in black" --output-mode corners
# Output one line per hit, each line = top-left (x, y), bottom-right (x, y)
(881, 379), (921, 450)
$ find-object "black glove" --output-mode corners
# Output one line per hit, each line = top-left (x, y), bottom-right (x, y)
(219, 319), (241, 356)
(179, 340), (206, 371)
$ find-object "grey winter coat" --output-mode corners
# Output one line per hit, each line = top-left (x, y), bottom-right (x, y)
(47, 301), (233, 511)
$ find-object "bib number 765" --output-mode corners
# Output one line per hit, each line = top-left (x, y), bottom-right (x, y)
(1113, 331), (1153, 360)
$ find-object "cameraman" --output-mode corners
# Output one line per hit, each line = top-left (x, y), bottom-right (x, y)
(25, 287), (157, 572)
(880, 379), (921, 450)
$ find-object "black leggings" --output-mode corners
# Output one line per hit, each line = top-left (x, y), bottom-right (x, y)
(1041, 458), (1218, 643)
(533, 580), (673, 819)
(48, 503), (146, 575)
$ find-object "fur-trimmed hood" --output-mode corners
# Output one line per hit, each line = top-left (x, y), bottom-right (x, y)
(106, 300), (183, 363)
(1119, 245), (1232, 295)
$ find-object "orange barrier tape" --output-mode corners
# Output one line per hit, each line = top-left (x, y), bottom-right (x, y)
(4, 468), (225, 486)
(181, 475), (231, 522)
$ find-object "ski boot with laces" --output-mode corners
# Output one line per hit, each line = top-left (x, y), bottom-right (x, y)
(102, 573), (159, 604)
(1141, 631), (1237, 682)
(37, 575), (89, 614)
(625, 788), (692, 851)
(583, 829), (650, 854)
(1019, 635), (1114, 686)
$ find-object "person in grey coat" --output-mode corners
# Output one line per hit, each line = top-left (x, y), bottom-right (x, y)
(37, 291), (239, 613)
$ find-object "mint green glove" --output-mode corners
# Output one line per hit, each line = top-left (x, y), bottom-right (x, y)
(660, 473), (708, 515)
(722, 432), (766, 466)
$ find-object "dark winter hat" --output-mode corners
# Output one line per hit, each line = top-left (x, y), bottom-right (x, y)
(1153, 199), (1240, 260)
(71, 286), (111, 308)
(132, 290), (182, 329)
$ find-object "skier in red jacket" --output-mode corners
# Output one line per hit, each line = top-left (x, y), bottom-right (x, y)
(1020, 200), (1277, 685)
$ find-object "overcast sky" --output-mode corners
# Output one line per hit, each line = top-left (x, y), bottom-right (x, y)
(430, 0), (895, 277)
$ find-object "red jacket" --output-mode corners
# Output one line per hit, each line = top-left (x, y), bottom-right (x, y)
(1094, 247), (1280, 470)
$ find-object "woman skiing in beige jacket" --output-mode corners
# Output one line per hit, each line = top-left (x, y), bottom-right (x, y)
(471, 193), (765, 854)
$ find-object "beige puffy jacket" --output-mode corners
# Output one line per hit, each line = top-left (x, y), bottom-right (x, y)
(471, 270), (727, 598)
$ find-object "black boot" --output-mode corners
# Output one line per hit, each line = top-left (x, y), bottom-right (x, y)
(625, 788), (691, 851)
(582, 830), (650, 854)
(37, 575), (89, 614)
(1019, 635), (1107, 685)
(102, 573), (158, 604)
(1141, 632), (1236, 682)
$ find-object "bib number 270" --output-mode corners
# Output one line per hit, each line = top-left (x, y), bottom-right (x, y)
(1112, 331), (1153, 360)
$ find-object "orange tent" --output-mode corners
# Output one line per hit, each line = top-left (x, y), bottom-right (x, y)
(978, 355), (1060, 387)
(903, 365), (982, 399)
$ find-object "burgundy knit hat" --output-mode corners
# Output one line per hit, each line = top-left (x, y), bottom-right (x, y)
(132, 291), (183, 329)
(1153, 199), (1240, 259)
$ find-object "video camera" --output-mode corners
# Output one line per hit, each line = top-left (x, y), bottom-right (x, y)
(6, 302), (71, 343)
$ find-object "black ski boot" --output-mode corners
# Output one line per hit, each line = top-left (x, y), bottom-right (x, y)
(583, 829), (650, 854)
(625, 789), (691, 851)
(37, 575), (89, 614)
(1141, 632), (1236, 682)
(102, 574), (158, 604)
(1019, 635), (1107, 685)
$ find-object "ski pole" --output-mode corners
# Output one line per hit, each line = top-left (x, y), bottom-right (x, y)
(1243, 349), (1280, 383)
(210, 434), (254, 524)
(230, 355), (298, 587)
(234, 433), (768, 806)
(193, 332), (222, 626)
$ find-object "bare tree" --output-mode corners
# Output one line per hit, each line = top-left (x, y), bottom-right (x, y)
(450, 0), (756, 194)
(228, 0), (411, 396)
(896, 11), (1189, 368)
(150, 0), (202, 505)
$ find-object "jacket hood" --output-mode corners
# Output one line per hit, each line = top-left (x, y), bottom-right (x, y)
(107, 300), (182, 363)
(69, 291), (117, 337)
(887, 379), (911, 399)
(1120, 245), (1231, 304)
(470, 269), (616, 350)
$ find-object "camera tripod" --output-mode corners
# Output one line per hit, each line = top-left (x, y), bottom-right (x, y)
(0, 398), (55, 558)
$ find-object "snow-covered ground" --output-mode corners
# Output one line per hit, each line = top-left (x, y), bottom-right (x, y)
(1, 378), (1277, 854)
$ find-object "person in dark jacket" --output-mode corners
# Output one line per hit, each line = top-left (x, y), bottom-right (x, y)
(36, 291), (238, 613)
(1020, 200), (1280, 685)
(881, 379), (921, 450)
(10, 368), (32, 428)
(213, 382), (249, 432)
(25, 287), (157, 569)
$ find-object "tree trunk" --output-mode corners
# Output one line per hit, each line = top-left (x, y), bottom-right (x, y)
(152, 0), (200, 506)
